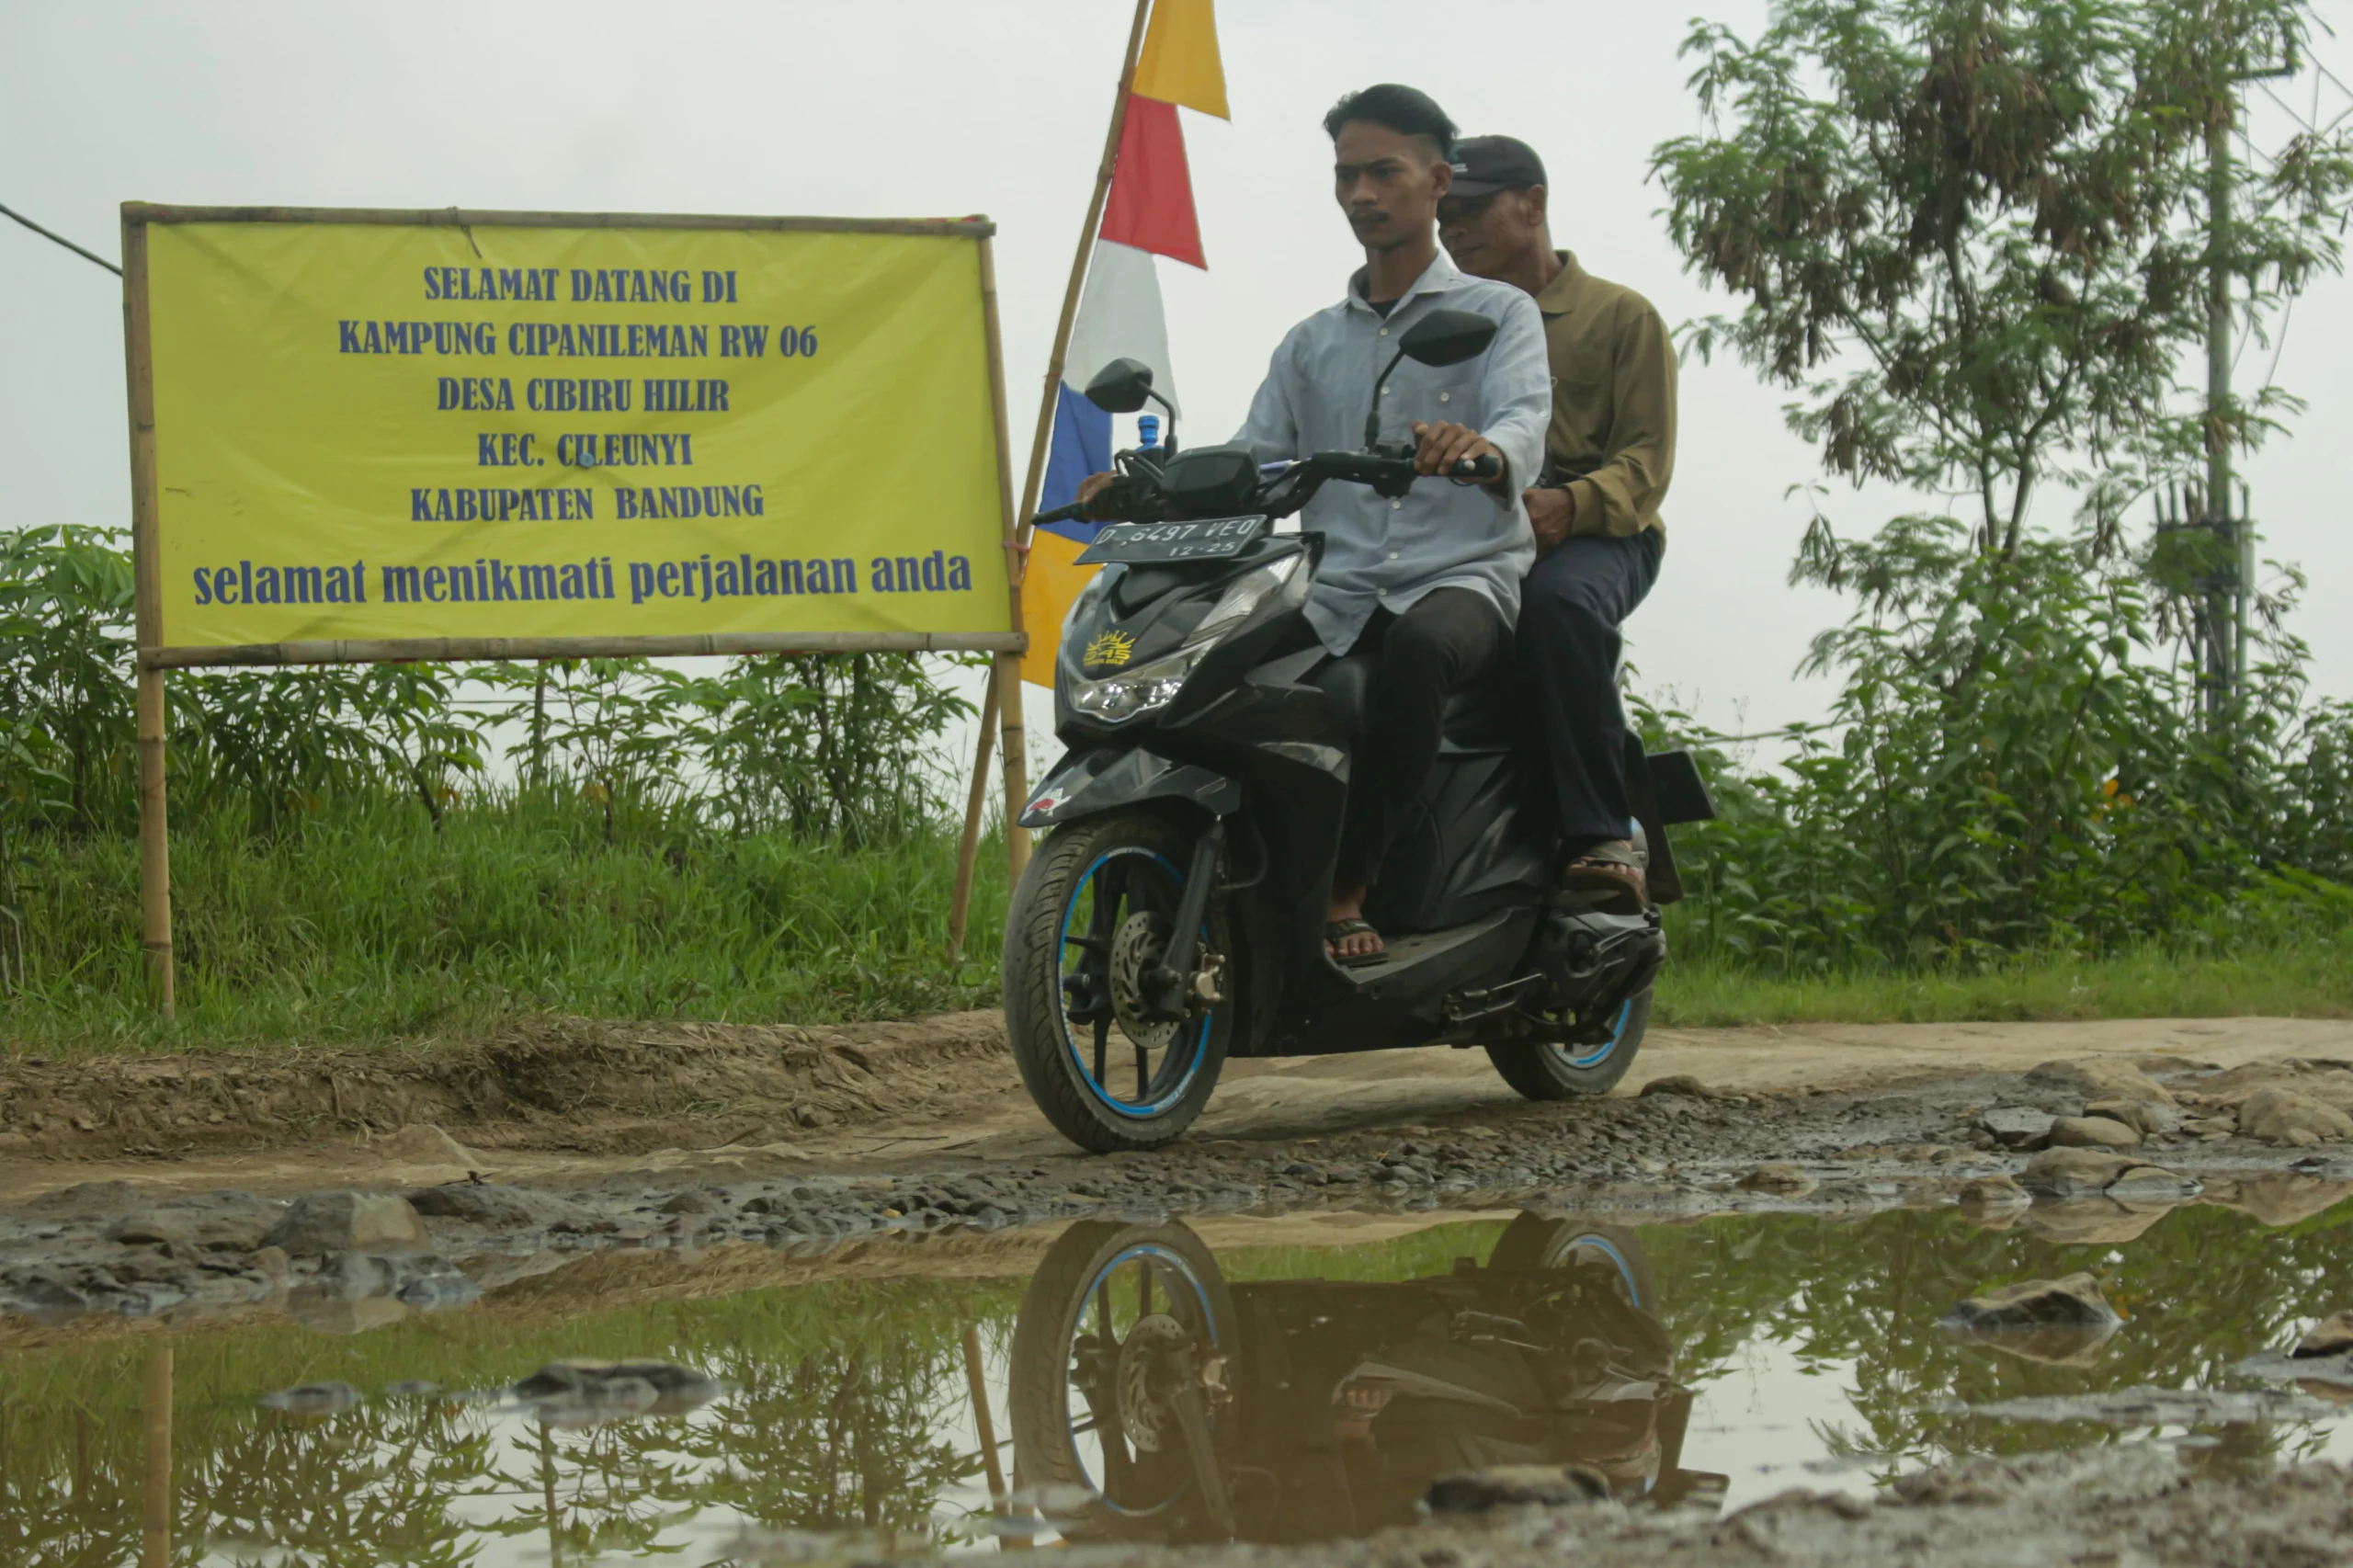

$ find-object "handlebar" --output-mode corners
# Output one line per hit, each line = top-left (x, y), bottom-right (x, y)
(1041, 447), (1505, 528)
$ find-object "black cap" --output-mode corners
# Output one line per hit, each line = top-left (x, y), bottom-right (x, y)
(1449, 135), (1548, 198)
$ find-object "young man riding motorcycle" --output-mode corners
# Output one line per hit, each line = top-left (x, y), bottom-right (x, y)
(1076, 84), (1550, 966)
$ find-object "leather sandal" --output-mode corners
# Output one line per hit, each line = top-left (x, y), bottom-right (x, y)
(1557, 840), (1647, 912)
(1324, 917), (1388, 967)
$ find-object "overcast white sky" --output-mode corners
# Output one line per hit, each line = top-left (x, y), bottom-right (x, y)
(6, 0), (2350, 749)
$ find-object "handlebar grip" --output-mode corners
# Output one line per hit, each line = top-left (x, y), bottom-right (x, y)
(1033, 501), (1089, 525)
(1449, 454), (1503, 482)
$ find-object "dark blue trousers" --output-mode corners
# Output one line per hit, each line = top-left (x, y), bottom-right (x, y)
(1518, 530), (1662, 845)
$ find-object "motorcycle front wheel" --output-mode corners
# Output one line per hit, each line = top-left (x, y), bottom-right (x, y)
(1006, 810), (1233, 1153)
(1484, 986), (1652, 1100)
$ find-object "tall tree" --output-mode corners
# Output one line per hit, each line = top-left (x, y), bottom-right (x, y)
(1654, 0), (2353, 562)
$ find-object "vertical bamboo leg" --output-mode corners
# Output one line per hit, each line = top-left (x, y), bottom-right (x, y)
(996, 656), (1031, 882)
(961, 1324), (1011, 1511)
(137, 667), (174, 1018)
(142, 1347), (172, 1568)
(975, 233), (1034, 885)
(947, 666), (1002, 961)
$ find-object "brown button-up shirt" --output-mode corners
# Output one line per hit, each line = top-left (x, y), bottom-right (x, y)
(1535, 252), (1675, 540)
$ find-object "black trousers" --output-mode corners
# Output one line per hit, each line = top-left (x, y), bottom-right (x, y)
(1518, 530), (1662, 845)
(1333, 587), (1507, 887)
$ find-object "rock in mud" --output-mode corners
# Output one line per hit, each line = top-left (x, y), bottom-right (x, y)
(1943, 1271), (2121, 1365)
(1736, 1163), (1816, 1195)
(108, 1190), (287, 1251)
(2087, 1098), (2180, 1138)
(2024, 1058), (2177, 1107)
(265, 1192), (431, 1256)
(2105, 1165), (2200, 1202)
(2049, 1114), (2141, 1149)
(512, 1358), (725, 1421)
(2019, 1146), (2139, 1198)
(1426, 1462), (1612, 1512)
(2020, 1199), (2172, 1246)
(1977, 1107), (2057, 1148)
(2207, 1175), (2353, 1226)
(2238, 1087), (2353, 1147)
(1959, 1175), (2030, 1209)
(1948, 1272), (2119, 1332)
(257, 1381), (361, 1415)
(1639, 1074), (1712, 1098)
(404, 1182), (590, 1231)
(2294, 1312), (2353, 1358)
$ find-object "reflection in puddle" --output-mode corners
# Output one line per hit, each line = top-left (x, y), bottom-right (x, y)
(4, 1198), (2350, 1561)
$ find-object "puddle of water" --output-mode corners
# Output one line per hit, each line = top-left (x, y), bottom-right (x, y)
(4, 1196), (2350, 1562)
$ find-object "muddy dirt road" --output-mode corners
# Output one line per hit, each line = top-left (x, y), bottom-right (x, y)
(6, 1011), (2348, 1197)
(7, 1015), (2353, 1565)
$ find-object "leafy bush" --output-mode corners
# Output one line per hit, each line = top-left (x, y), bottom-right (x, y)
(1644, 523), (2353, 969)
(0, 526), (984, 1020)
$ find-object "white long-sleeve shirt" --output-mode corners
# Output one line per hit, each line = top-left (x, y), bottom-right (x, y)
(1231, 249), (1550, 653)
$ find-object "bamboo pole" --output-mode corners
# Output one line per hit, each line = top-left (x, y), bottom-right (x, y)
(975, 0), (1154, 896)
(142, 1348), (173, 1568)
(122, 203), (994, 239)
(946, 664), (1001, 961)
(960, 1324), (1012, 1516)
(121, 210), (174, 1018)
(1016, 0), (1155, 548)
(976, 234), (1034, 883)
(142, 630), (1024, 670)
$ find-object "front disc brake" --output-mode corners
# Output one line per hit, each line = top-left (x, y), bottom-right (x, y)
(1116, 1312), (1189, 1453)
(1109, 911), (1178, 1050)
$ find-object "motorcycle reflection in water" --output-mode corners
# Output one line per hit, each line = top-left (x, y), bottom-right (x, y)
(1007, 1214), (1729, 1542)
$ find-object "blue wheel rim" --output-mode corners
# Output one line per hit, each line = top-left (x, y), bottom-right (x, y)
(1561, 1232), (1643, 1310)
(1551, 997), (1634, 1071)
(1057, 847), (1215, 1119)
(1065, 1242), (1224, 1517)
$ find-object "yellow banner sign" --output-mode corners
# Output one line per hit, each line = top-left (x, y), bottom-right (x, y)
(137, 213), (1011, 653)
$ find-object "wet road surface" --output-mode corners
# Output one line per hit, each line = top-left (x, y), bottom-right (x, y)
(6, 1195), (2351, 1563)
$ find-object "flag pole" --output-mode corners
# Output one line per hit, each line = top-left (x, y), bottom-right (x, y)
(949, 0), (1154, 941)
(1016, 0), (1154, 550)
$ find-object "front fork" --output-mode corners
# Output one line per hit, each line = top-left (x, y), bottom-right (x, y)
(1142, 819), (1226, 1024)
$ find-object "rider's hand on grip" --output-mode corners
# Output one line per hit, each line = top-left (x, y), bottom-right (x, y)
(1450, 453), (1503, 481)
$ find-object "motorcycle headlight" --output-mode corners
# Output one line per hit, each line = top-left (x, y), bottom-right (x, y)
(1069, 551), (1306, 723)
(1070, 642), (1211, 722)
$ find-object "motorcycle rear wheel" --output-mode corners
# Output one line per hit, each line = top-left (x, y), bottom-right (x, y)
(1484, 987), (1652, 1100)
(1006, 811), (1233, 1153)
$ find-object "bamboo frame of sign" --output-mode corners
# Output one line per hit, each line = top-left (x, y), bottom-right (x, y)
(121, 210), (175, 1018)
(119, 203), (1029, 1014)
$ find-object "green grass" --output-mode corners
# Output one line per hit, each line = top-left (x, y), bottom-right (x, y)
(3, 791), (2347, 1055)
(1656, 931), (2353, 1027)
(0, 790), (1009, 1051)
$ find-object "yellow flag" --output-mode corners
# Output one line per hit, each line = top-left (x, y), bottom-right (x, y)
(1132, 0), (1227, 119)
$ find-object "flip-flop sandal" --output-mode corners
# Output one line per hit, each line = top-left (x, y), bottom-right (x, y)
(1324, 917), (1389, 968)
(1557, 841), (1647, 912)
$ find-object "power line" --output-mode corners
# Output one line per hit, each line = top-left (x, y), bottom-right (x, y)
(0, 201), (120, 277)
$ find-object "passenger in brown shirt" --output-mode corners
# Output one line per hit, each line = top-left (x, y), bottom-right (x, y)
(1438, 135), (1674, 907)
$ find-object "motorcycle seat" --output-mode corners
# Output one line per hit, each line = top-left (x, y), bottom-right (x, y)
(1306, 653), (1525, 756)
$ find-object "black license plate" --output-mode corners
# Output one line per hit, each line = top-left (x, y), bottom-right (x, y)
(1074, 515), (1270, 565)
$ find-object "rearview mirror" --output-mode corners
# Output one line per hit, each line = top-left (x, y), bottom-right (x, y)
(1399, 309), (1497, 368)
(1083, 358), (1155, 415)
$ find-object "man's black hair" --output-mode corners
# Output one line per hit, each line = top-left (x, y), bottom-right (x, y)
(1323, 84), (1457, 161)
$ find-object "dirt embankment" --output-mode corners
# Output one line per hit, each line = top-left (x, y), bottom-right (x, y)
(0, 1012), (1012, 1165)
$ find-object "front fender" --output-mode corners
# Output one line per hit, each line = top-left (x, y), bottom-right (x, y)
(1018, 746), (1242, 829)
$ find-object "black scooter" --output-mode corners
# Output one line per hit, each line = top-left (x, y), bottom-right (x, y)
(1006, 310), (1713, 1153)
(1005, 1213), (1725, 1541)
